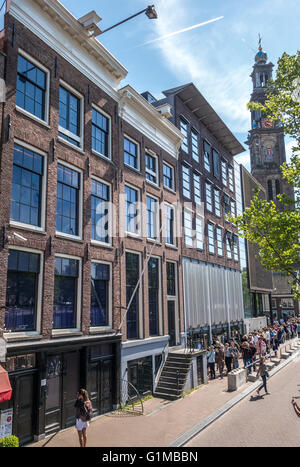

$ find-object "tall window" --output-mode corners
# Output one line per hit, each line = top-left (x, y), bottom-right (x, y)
(193, 173), (201, 205)
(182, 164), (191, 199)
(203, 140), (211, 172)
(184, 210), (193, 247)
(233, 235), (239, 261)
(16, 53), (48, 121)
(221, 160), (228, 186)
(213, 149), (220, 179)
(53, 256), (79, 329)
(180, 118), (189, 153)
(91, 262), (110, 327)
(146, 195), (159, 239)
(125, 185), (140, 235)
(91, 179), (110, 244)
(126, 252), (140, 339)
(166, 262), (176, 296)
(267, 180), (273, 201)
(5, 249), (40, 332)
(145, 153), (158, 185)
(196, 216), (204, 250)
(230, 199), (236, 217)
(163, 163), (174, 190)
(207, 223), (215, 254)
(205, 182), (213, 212)
(165, 204), (175, 245)
(148, 257), (160, 336)
(59, 85), (82, 147)
(228, 166), (234, 192)
(226, 232), (232, 259)
(216, 227), (223, 256)
(223, 194), (230, 217)
(124, 137), (139, 170)
(10, 143), (43, 228)
(56, 163), (81, 237)
(92, 108), (110, 158)
(191, 130), (199, 162)
(214, 188), (221, 217)
(275, 179), (281, 196)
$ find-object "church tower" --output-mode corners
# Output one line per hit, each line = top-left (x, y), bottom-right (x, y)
(246, 39), (293, 204)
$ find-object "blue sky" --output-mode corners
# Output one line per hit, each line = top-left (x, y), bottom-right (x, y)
(2, 0), (299, 168)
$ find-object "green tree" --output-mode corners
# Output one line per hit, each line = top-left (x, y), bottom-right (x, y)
(230, 51), (300, 299)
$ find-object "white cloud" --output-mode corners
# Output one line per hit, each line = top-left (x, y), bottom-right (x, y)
(235, 151), (250, 170)
(148, 0), (251, 132)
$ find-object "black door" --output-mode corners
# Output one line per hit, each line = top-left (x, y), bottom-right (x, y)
(14, 373), (35, 445)
(88, 358), (114, 416)
(168, 300), (176, 347)
(45, 352), (80, 434)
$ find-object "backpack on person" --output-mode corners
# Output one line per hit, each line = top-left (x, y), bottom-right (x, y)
(80, 401), (92, 422)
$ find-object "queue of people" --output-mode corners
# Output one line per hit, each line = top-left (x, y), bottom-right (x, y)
(206, 317), (300, 380)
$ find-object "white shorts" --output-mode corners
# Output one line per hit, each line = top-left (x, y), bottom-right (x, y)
(76, 418), (89, 431)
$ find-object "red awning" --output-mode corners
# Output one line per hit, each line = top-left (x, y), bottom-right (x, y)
(0, 365), (12, 403)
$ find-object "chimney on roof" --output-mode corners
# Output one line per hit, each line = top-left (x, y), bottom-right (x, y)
(78, 11), (102, 37)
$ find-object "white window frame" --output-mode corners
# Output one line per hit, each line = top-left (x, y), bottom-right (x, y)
(203, 140), (211, 173)
(226, 232), (233, 260)
(58, 80), (84, 150)
(193, 172), (201, 205)
(230, 199), (236, 217)
(182, 164), (191, 199)
(91, 104), (112, 161)
(125, 183), (141, 237)
(124, 134), (140, 172)
(16, 49), (50, 126)
(216, 226), (223, 256)
(52, 253), (82, 336)
(90, 259), (113, 332)
(10, 139), (47, 233)
(191, 129), (199, 162)
(180, 117), (189, 153)
(196, 216), (204, 250)
(214, 188), (221, 217)
(91, 176), (112, 247)
(146, 193), (160, 240)
(184, 209), (194, 247)
(145, 151), (159, 186)
(205, 182), (213, 213)
(163, 161), (175, 191)
(221, 160), (228, 186)
(228, 166), (234, 192)
(164, 202), (176, 247)
(56, 159), (83, 241)
(207, 223), (215, 254)
(166, 260), (179, 345)
(4, 246), (44, 341)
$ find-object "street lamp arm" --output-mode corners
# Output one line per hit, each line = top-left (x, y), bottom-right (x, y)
(98, 5), (157, 35)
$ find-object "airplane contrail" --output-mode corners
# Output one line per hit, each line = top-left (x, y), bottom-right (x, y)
(136, 16), (224, 48)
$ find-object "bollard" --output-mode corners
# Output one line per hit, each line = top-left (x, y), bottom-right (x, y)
(227, 368), (247, 392)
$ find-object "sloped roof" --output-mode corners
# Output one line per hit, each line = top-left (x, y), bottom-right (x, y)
(163, 83), (245, 156)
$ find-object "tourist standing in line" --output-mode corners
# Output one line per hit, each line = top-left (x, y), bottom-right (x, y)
(215, 345), (225, 378)
(224, 343), (233, 374)
(207, 346), (216, 379)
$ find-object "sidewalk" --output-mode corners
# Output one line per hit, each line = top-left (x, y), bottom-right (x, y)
(29, 338), (300, 448)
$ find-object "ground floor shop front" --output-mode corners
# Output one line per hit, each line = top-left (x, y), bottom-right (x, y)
(0, 335), (121, 445)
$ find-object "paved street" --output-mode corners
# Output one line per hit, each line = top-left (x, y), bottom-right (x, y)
(186, 352), (300, 447)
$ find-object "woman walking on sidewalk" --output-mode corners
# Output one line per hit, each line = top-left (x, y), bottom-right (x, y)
(256, 357), (270, 396)
(74, 389), (93, 447)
